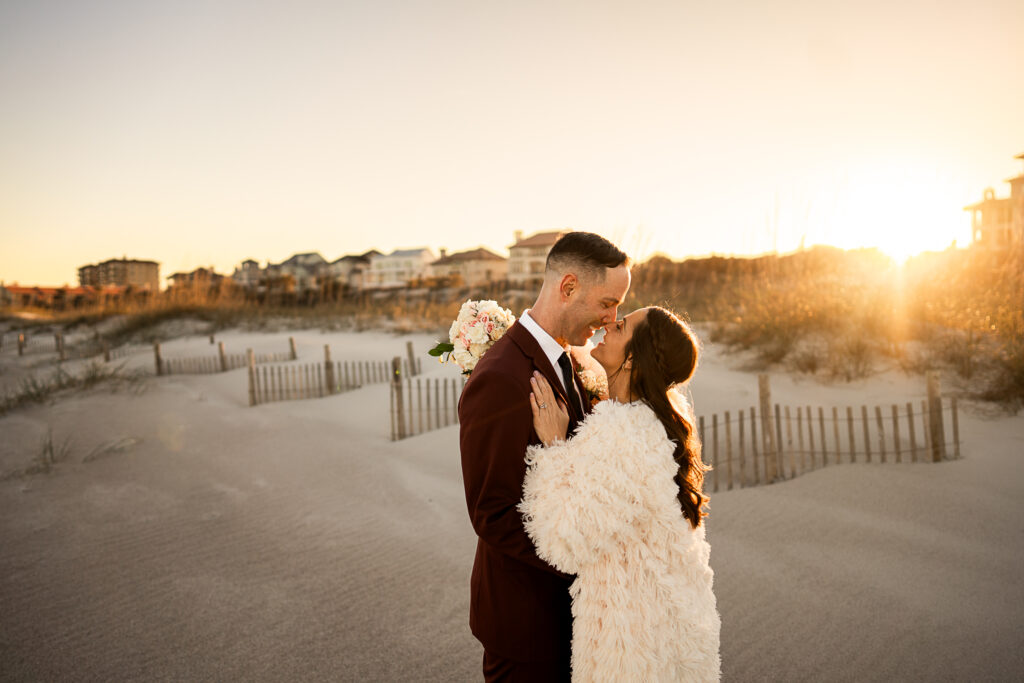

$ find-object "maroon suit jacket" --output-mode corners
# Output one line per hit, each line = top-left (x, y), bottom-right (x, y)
(459, 321), (591, 662)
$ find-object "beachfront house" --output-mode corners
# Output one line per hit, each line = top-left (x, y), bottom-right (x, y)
(507, 230), (569, 288)
(322, 250), (380, 292)
(269, 252), (327, 292)
(964, 152), (1024, 250)
(365, 248), (435, 289)
(78, 257), (160, 291)
(231, 259), (262, 290)
(166, 267), (225, 295)
(430, 247), (508, 287)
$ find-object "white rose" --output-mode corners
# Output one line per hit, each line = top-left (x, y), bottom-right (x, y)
(453, 348), (475, 370)
(467, 323), (490, 345)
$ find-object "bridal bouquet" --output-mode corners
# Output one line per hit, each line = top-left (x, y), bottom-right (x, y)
(429, 299), (517, 375)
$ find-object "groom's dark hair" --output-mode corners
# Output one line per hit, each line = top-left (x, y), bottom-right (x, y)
(545, 231), (629, 280)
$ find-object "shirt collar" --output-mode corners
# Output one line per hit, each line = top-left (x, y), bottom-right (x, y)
(519, 309), (569, 390)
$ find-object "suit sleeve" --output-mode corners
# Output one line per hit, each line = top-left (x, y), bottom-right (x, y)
(459, 368), (570, 576)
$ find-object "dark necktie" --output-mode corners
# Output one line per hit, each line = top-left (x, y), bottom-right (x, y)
(557, 352), (584, 417)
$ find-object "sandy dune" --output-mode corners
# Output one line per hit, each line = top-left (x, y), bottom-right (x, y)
(1, 328), (1021, 681)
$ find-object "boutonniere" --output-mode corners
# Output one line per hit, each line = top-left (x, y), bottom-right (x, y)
(568, 343), (609, 407)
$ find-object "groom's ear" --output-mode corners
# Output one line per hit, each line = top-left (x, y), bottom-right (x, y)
(559, 273), (578, 301)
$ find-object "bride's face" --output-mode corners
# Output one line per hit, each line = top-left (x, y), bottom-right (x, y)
(591, 308), (648, 373)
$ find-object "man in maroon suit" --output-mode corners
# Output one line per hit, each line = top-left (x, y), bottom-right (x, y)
(459, 232), (630, 681)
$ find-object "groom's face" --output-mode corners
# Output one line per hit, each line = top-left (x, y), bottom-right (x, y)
(563, 264), (631, 346)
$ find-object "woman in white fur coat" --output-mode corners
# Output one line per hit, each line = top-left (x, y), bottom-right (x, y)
(519, 306), (721, 682)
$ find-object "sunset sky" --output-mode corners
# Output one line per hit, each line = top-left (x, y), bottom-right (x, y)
(1, 0), (1021, 287)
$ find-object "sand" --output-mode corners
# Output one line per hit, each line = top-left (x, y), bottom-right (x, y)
(1, 326), (1022, 681)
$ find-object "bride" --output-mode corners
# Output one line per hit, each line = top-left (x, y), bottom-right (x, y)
(519, 306), (721, 682)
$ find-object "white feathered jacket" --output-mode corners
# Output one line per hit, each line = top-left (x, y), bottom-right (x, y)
(519, 399), (721, 682)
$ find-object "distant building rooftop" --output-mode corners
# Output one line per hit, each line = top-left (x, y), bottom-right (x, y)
(386, 248), (433, 257)
(510, 230), (569, 249)
(432, 247), (506, 266)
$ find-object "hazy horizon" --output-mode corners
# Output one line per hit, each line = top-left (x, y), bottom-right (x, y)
(2, 0), (1021, 286)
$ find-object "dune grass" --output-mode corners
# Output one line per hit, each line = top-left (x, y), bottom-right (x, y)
(0, 361), (148, 417)
(4, 247), (1021, 410)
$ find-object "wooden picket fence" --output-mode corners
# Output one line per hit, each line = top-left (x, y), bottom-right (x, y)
(390, 375), (467, 440)
(2, 331), (150, 363)
(2, 332), (61, 356)
(156, 338), (296, 376)
(248, 343), (423, 406)
(388, 371), (966, 494)
(697, 372), (962, 492)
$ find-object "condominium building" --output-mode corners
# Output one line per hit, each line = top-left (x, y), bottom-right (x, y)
(964, 152), (1024, 250)
(78, 257), (160, 290)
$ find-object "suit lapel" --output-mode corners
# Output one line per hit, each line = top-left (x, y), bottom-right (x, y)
(507, 322), (585, 425)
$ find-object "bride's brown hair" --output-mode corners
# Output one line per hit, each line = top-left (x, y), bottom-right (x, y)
(623, 306), (709, 528)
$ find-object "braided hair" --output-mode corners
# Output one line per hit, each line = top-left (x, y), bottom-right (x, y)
(624, 306), (709, 528)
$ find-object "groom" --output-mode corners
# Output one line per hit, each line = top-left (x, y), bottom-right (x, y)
(459, 232), (630, 681)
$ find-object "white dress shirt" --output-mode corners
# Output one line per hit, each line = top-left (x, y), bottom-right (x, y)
(518, 309), (569, 393)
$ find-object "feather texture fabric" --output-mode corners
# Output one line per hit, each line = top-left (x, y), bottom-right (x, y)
(520, 400), (721, 682)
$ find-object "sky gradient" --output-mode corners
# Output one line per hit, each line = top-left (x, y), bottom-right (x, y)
(1, 0), (1021, 286)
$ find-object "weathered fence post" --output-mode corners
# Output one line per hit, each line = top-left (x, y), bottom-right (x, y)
(324, 345), (335, 395)
(103, 341), (111, 362)
(774, 403), (784, 480)
(861, 405), (871, 463)
(392, 357), (406, 440)
(875, 406), (886, 463)
(807, 405), (816, 469)
(951, 398), (960, 459)
(289, 337), (297, 361)
(218, 342), (228, 372)
(758, 375), (777, 482)
(927, 372), (945, 462)
(831, 407), (841, 465)
(247, 349), (257, 406)
(892, 405), (901, 463)
(846, 407), (856, 463)
(154, 342), (163, 375)
(921, 399), (931, 457)
(796, 407), (806, 472)
(784, 406), (795, 479)
(749, 407), (760, 484)
(18, 333), (25, 356)
(699, 416), (706, 471)
(406, 341), (417, 377)
(818, 407), (827, 466)
(725, 411), (733, 491)
(711, 414), (719, 493)
(738, 409), (746, 487)
(57, 333), (66, 361)
(906, 402), (918, 462)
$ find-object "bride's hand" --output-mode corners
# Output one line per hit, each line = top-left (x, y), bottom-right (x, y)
(530, 371), (569, 446)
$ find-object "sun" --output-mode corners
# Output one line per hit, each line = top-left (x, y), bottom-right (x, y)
(820, 162), (970, 262)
